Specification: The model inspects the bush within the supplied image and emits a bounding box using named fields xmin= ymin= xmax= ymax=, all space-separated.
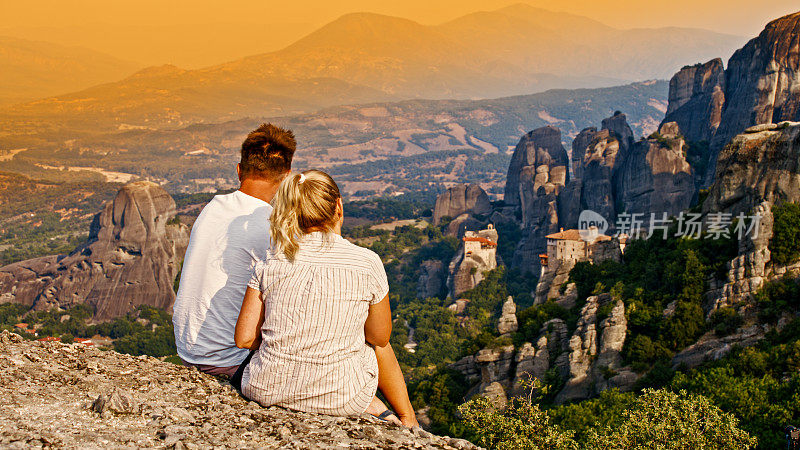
xmin=585 ymin=389 xmax=757 ymax=449
xmin=548 ymin=389 xmax=635 ymax=442
xmin=770 ymin=202 xmax=800 ymax=266
xmin=459 ymin=396 xmax=578 ymax=450
xmin=755 ymin=276 xmax=800 ymax=322
xmin=708 ymin=307 xmax=744 ymax=336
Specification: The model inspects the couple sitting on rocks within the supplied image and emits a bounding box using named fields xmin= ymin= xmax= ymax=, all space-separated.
xmin=172 ymin=124 xmax=419 ymax=428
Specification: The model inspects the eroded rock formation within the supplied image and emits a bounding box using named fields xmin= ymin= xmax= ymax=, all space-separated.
xmin=704 ymin=122 xmax=800 ymax=216
xmin=433 ymin=184 xmax=491 ymax=225
xmin=504 ymin=125 xmax=569 ymax=210
xmin=417 ymin=260 xmax=445 ymax=299
xmin=0 ymin=182 xmax=189 ymax=321
xmin=506 ymin=114 xmax=694 ymax=274
xmin=674 ymin=122 xmax=800 ymax=367
xmin=497 ymin=297 xmax=518 ymax=336
xmin=447 ymin=226 xmax=498 ymax=298
xmin=663 ymin=59 xmax=726 ymax=144
xmin=451 ymin=293 xmax=637 ymax=406
xmin=504 ymin=126 xmax=569 ymax=272
xmin=661 ymin=12 xmax=800 ymax=185
xmin=613 ymin=122 xmax=695 ymax=217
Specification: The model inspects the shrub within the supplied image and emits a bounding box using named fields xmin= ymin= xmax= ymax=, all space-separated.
xmin=755 ymin=276 xmax=800 ymax=322
xmin=459 ymin=396 xmax=578 ymax=450
xmin=585 ymin=389 xmax=757 ymax=449
xmin=770 ymin=202 xmax=800 ymax=265
xmin=708 ymin=307 xmax=744 ymax=336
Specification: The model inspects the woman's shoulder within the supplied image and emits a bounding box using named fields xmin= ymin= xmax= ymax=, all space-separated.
xmin=332 ymin=236 xmax=383 ymax=271
xmin=253 ymin=251 xmax=288 ymax=274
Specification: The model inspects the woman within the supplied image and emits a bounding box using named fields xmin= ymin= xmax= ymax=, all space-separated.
xmin=234 ymin=169 xmax=418 ymax=427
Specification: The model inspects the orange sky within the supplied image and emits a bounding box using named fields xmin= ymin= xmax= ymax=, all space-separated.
xmin=1 ymin=0 xmax=797 ymax=68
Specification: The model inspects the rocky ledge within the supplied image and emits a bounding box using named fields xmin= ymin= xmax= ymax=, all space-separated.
xmin=0 ymin=331 xmax=477 ymax=449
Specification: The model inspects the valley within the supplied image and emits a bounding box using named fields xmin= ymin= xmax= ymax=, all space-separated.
xmin=1 ymin=4 xmax=799 ymax=450
xmin=0 ymin=80 xmax=668 ymax=197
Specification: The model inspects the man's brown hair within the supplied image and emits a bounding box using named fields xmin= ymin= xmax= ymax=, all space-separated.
xmin=240 ymin=123 xmax=296 ymax=180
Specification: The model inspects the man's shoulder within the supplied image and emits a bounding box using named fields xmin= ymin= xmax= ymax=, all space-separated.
xmin=195 ymin=192 xmax=270 ymax=224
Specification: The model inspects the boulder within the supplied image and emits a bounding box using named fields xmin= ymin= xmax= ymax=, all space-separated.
xmin=433 ymin=184 xmax=491 ymax=225
xmin=497 ymin=297 xmax=518 ymax=335
xmin=0 ymin=182 xmax=189 ymax=320
xmin=417 ymin=260 xmax=444 ymax=299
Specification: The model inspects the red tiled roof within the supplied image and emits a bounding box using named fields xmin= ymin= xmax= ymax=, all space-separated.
xmin=463 ymin=236 xmax=497 ymax=246
xmin=36 ymin=336 xmax=61 ymax=342
xmin=14 ymin=323 xmax=27 ymax=328
xmin=545 ymin=229 xmax=584 ymax=241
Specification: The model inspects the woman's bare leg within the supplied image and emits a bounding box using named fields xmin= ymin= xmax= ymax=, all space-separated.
xmin=374 ymin=343 xmax=419 ymax=427
xmin=364 ymin=396 xmax=402 ymax=425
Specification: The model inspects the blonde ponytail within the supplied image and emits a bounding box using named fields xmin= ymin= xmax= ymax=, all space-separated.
xmin=270 ymin=170 xmax=341 ymax=261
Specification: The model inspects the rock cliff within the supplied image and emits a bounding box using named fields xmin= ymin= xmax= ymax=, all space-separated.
xmin=447 ymin=226 xmax=499 ymax=298
xmin=662 ymin=59 xmax=726 ymax=144
xmin=701 ymin=122 xmax=800 ymax=313
xmin=661 ymin=11 xmax=800 ymax=185
xmin=0 ymin=182 xmax=189 ymax=321
xmin=506 ymin=114 xmax=694 ymax=274
xmin=613 ymin=122 xmax=695 ymax=218
xmin=673 ymin=122 xmax=800 ymax=367
xmin=433 ymin=184 xmax=492 ymax=226
xmin=504 ymin=126 xmax=569 ymax=272
xmin=0 ymin=331 xmax=475 ymax=449
xmin=703 ymin=122 xmax=800 ymax=216
xmin=451 ymin=294 xmax=637 ymax=406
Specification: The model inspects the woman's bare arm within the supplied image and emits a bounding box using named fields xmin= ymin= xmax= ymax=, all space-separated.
xmin=375 ymin=342 xmax=419 ymax=427
xmin=365 ymin=294 xmax=418 ymax=427
xmin=234 ymin=287 xmax=264 ymax=350
xmin=364 ymin=294 xmax=392 ymax=347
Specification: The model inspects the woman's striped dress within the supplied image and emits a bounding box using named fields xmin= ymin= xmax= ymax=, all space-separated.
xmin=242 ymin=231 xmax=389 ymax=416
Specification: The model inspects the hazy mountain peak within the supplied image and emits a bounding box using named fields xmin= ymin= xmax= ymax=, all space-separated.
xmin=0 ymin=35 xmax=141 ymax=105
xmin=492 ymin=3 xmax=614 ymax=32
xmin=125 ymin=64 xmax=188 ymax=80
xmin=283 ymin=11 xmax=441 ymax=53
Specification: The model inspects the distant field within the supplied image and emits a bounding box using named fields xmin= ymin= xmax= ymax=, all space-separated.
xmin=0 ymin=172 xmax=120 ymax=266
xmin=0 ymin=81 xmax=668 ymax=195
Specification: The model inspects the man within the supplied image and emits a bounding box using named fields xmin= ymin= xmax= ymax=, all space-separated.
xmin=172 ymin=123 xmax=296 ymax=376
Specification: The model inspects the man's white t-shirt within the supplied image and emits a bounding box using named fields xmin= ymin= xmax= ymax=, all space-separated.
xmin=172 ymin=190 xmax=272 ymax=367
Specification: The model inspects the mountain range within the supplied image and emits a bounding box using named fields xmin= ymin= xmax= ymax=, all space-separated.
xmin=1 ymin=4 xmax=744 ymax=129
xmin=0 ymin=81 xmax=667 ymax=196
xmin=0 ymin=36 xmax=141 ymax=106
